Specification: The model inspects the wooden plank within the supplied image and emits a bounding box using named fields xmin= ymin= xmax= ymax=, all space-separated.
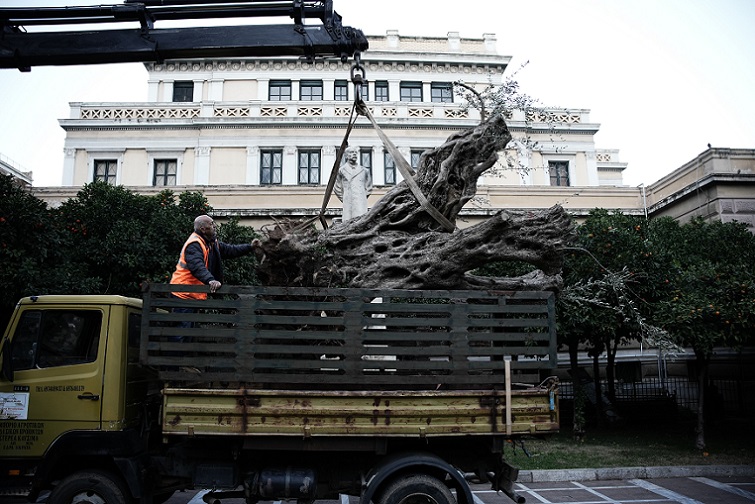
xmin=141 ymin=284 xmax=557 ymax=389
xmin=160 ymin=387 xmax=560 ymax=437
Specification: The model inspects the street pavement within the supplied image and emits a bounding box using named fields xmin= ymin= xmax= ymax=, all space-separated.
xmin=166 ymin=466 xmax=755 ymax=504
xmin=510 ymin=476 xmax=755 ymax=504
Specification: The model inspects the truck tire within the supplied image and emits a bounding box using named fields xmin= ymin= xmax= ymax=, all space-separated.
xmin=48 ymin=469 xmax=131 ymax=504
xmin=377 ymin=474 xmax=455 ymax=504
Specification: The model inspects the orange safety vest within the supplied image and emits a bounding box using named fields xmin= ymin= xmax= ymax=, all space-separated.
xmin=170 ymin=232 xmax=210 ymax=299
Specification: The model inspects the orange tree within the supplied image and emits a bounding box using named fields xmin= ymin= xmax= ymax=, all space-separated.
xmin=53 ymin=182 xmax=212 ymax=296
xmin=647 ymin=217 xmax=755 ymax=449
xmin=0 ymin=175 xmax=70 ymax=328
xmin=558 ymin=209 xmax=667 ymax=430
xmin=0 ymin=179 xmax=260 ymax=329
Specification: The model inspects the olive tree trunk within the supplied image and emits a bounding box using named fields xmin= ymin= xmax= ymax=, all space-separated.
xmin=254 ymin=114 xmax=574 ymax=291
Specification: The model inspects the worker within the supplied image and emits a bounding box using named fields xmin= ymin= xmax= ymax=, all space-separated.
xmin=170 ymin=214 xmax=259 ymax=299
xmin=168 ymin=215 xmax=259 ymax=342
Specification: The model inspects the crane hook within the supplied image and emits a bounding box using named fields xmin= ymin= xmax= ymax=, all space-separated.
xmin=350 ymin=52 xmax=366 ymax=101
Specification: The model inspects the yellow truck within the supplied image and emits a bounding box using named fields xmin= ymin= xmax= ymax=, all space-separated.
xmin=0 ymin=284 xmax=559 ymax=504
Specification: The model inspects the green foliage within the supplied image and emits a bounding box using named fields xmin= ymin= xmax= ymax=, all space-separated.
xmin=53 ymin=182 xmax=210 ymax=296
xmin=0 ymin=179 xmax=258 ymax=329
xmin=0 ymin=175 xmax=60 ymax=324
xmin=216 ymin=216 xmax=260 ymax=285
xmin=558 ymin=209 xmax=667 ymax=353
xmin=648 ymin=217 xmax=755 ymax=356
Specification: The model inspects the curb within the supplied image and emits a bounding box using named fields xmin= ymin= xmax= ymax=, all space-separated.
xmin=518 ymin=465 xmax=755 ymax=483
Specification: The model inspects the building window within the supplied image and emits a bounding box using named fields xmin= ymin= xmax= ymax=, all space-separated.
xmin=360 ymin=148 xmax=372 ymax=176
xmin=375 ymin=81 xmax=389 ymax=101
xmin=300 ymin=80 xmax=323 ymax=101
xmin=153 ymin=159 xmax=177 ymax=186
xmin=410 ymin=149 xmax=426 ymax=170
xmin=384 ymin=151 xmax=396 ymax=185
xmin=431 ymin=82 xmax=453 ymax=103
xmin=298 ymin=149 xmax=321 ymax=184
xmin=400 ymin=81 xmax=423 ymax=102
xmin=260 ymin=150 xmax=283 ymax=185
xmin=172 ymin=81 xmax=194 ymax=102
xmin=94 ymin=159 xmax=117 ymax=185
xmin=269 ymin=80 xmax=292 ymax=101
xmin=358 ymin=82 xmax=369 ymax=101
xmin=335 ymin=80 xmax=348 ymax=101
xmin=549 ymin=161 xmax=570 ymax=186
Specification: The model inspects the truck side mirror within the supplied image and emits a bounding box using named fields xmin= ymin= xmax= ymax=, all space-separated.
xmin=0 ymin=339 xmax=13 ymax=382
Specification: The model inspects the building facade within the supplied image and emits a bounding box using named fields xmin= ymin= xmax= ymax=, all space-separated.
xmin=47 ymin=31 xmax=639 ymax=227
xmin=646 ymin=147 xmax=755 ymax=232
xmin=0 ymin=154 xmax=32 ymax=188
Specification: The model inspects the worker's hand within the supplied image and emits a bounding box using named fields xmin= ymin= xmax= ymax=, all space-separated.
xmin=208 ymin=280 xmax=221 ymax=293
xmin=251 ymin=238 xmax=261 ymax=249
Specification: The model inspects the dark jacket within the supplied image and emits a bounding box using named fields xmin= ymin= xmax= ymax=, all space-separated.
xmin=184 ymin=238 xmax=254 ymax=284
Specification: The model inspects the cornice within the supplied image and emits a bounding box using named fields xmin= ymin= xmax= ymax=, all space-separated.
xmin=59 ymin=119 xmax=479 ymax=133
xmin=646 ymin=173 xmax=755 ymax=214
xmin=145 ymin=58 xmax=506 ymax=77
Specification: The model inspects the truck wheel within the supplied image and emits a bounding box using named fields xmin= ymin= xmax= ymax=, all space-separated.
xmin=48 ymin=470 xmax=131 ymax=504
xmin=377 ymin=474 xmax=455 ymax=504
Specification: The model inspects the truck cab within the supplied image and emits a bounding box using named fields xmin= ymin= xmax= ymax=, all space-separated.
xmin=0 ymin=295 xmax=160 ymax=503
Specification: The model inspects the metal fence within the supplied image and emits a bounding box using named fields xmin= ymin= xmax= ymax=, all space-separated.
xmin=558 ymin=377 xmax=755 ymax=418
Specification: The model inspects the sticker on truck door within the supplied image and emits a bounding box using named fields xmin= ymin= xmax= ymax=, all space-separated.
xmin=0 ymin=391 xmax=29 ymax=419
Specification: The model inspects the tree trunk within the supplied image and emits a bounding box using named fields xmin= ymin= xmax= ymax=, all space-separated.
xmin=592 ymin=350 xmax=604 ymax=428
xmin=606 ymin=337 xmax=617 ymax=403
xmin=568 ymin=336 xmax=586 ymax=440
xmin=695 ymin=351 xmax=709 ymax=450
xmin=254 ymin=114 xmax=575 ymax=291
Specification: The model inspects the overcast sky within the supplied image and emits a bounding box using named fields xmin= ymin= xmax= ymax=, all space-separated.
xmin=1 ymin=0 xmax=753 ymax=187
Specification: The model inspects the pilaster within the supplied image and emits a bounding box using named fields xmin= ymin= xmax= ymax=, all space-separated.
xmin=194 ymin=146 xmax=211 ymax=185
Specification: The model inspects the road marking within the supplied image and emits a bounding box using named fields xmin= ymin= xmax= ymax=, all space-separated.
xmin=629 ymin=479 xmax=703 ymax=504
xmin=571 ymin=481 xmax=622 ymax=503
xmin=690 ymin=477 xmax=755 ymax=501
xmin=511 ymin=483 xmax=553 ymax=503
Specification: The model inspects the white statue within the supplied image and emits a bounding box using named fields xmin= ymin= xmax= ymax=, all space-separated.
xmin=334 ymin=146 xmax=373 ymax=221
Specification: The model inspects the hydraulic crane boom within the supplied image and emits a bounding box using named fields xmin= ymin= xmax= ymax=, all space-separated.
xmin=0 ymin=0 xmax=368 ymax=71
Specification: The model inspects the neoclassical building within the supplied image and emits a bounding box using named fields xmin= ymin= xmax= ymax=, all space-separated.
xmin=36 ymin=30 xmax=649 ymax=227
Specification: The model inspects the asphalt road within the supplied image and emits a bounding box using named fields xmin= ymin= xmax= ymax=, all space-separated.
xmin=166 ymin=476 xmax=755 ymax=504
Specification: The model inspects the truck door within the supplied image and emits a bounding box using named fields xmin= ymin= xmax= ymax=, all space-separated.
xmin=0 ymin=305 xmax=108 ymax=458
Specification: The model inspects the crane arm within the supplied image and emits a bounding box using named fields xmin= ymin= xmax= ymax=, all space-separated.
xmin=0 ymin=0 xmax=368 ymax=70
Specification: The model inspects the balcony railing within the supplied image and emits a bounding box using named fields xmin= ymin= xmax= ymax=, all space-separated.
xmin=70 ymin=101 xmax=479 ymax=122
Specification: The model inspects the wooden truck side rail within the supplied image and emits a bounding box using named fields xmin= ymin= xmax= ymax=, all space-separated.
xmin=140 ymin=284 xmax=558 ymax=389
xmin=161 ymin=385 xmax=559 ymax=437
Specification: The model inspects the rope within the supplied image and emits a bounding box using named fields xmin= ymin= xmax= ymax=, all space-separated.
xmin=294 ymin=100 xmax=360 ymax=232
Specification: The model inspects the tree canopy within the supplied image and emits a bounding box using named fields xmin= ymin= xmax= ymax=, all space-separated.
xmin=0 ymin=176 xmax=258 ymax=329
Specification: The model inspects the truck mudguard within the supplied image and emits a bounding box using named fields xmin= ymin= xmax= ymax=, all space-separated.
xmin=30 ymin=429 xmax=148 ymax=501
xmin=362 ymin=452 xmax=475 ymax=504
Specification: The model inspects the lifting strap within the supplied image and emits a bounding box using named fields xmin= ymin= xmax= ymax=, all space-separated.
xmin=300 ymin=54 xmax=455 ymax=233
xmin=355 ymin=100 xmax=455 ymax=232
